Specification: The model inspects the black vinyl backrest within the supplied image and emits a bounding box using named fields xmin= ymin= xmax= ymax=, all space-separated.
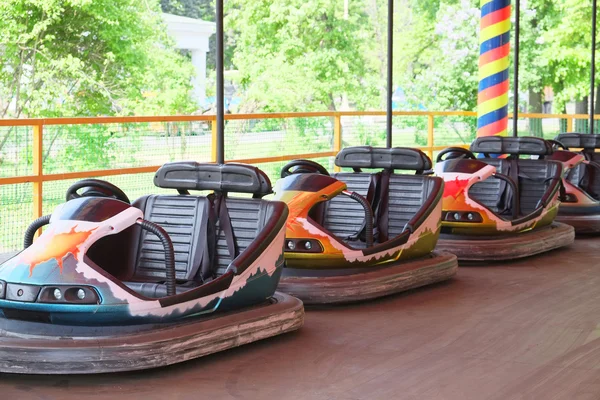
xmin=516 ymin=159 xmax=561 ymax=215
xmin=379 ymin=174 xmax=442 ymax=241
xmin=556 ymin=133 xmax=600 ymax=150
xmin=154 ymin=162 xmax=272 ymax=196
xmin=213 ymin=198 xmax=282 ymax=276
xmin=321 ymin=172 xmax=379 ymax=240
xmin=129 ymin=195 xmax=286 ymax=283
xmin=468 ymin=158 xmax=560 ymax=217
xmin=471 ymin=136 xmax=553 ymax=156
xmin=335 ymin=146 xmax=432 ymax=171
xmin=468 ymin=159 xmax=511 ymax=213
xmin=131 ymin=195 xmax=210 ymax=282
xmin=567 ymin=161 xmax=600 ymax=200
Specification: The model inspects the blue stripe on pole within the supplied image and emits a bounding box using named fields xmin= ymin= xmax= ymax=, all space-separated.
xmin=477 ymin=107 xmax=508 ymax=129
xmin=480 ymin=31 xmax=511 ymax=55
xmin=478 ymin=69 xmax=509 ymax=92
xmin=481 ymin=0 xmax=511 ymax=18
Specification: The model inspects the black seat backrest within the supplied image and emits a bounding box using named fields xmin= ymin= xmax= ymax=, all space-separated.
xmin=471 ymin=136 xmax=553 ymax=157
xmin=469 ymin=158 xmax=561 ymax=217
xmin=516 ymin=159 xmax=561 ymax=215
xmin=130 ymin=195 xmax=210 ymax=282
xmin=567 ymin=161 xmax=600 ymax=200
xmin=321 ymin=172 xmax=379 ymax=240
xmin=126 ymin=162 xmax=278 ymax=283
xmin=154 ymin=161 xmax=272 ymax=196
xmin=379 ymin=174 xmax=443 ymax=242
xmin=213 ymin=198 xmax=278 ymax=276
xmin=320 ymin=146 xmax=435 ymax=243
xmin=556 ymin=134 xmax=600 ymax=172
xmin=129 ymin=196 xmax=284 ymax=283
xmin=555 ymin=133 xmax=600 ymax=150
xmin=468 ymin=159 xmax=512 ymax=213
xmin=566 ymin=162 xmax=586 ymax=186
xmin=336 ymin=146 xmax=432 ymax=172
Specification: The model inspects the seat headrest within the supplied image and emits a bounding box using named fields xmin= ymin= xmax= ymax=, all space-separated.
xmin=335 ymin=146 xmax=432 ymax=171
xmin=470 ymin=136 xmax=553 ymax=156
xmin=555 ymin=133 xmax=600 ymax=150
xmin=154 ymin=162 xmax=272 ymax=195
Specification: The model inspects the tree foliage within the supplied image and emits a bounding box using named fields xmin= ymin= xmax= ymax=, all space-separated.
xmin=227 ymin=0 xmax=379 ymax=112
xmin=2 ymin=0 xmax=599 ymax=118
xmin=0 ymin=0 xmax=196 ymax=118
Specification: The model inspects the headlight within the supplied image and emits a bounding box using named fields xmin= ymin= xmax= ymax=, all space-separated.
xmin=0 ymin=280 xmax=5 ymax=299
xmin=561 ymin=193 xmax=578 ymax=203
xmin=38 ymin=286 xmax=100 ymax=304
xmin=285 ymin=239 xmax=323 ymax=253
xmin=443 ymin=211 xmax=483 ymax=223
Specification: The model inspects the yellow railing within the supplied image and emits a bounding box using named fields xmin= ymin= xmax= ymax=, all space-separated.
xmin=0 ymin=110 xmax=596 ymax=251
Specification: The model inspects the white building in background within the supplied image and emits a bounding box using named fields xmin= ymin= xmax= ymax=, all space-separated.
xmin=162 ymin=13 xmax=215 ymax=107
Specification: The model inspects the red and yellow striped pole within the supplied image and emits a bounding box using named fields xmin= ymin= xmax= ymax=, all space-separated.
xmin=477 ymin=0 xmax=511 ymax=138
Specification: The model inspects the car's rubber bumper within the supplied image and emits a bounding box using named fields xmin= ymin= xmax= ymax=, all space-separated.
xmin=556 ymin=212 xmax=600 ymax=234
xmin=435 ymin=222 xmax=575 ymax=262
xmin=0 ymin=292 xmax=304 ymax=375
xmin=277 ymin=251 xmax=457 ymax=305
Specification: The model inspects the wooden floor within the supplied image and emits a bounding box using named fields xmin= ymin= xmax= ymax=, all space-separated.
xmin=2 ymin=237 xmax=600 ymax=399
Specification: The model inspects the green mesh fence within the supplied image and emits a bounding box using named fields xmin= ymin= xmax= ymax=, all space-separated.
xmin=0 ymin=113 xmax=595 ymax=254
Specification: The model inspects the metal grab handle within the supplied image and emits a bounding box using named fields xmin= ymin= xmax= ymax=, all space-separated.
xmin=136 ymin=219 xmax=176 ymax=296
xmin=493 ymin=173 xmax=520 ymax=219
xmin=342 ymin=190 xmax=374 ymax=247
xmin=24 ymin=215 xmax=52 ymax=249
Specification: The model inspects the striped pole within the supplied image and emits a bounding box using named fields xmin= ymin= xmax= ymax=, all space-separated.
xmin=477 ymin=0 xmax=511 ymax=138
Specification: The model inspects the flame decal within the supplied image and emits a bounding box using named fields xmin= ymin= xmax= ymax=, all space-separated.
xmin=443 ymin=177 xmax=470 ymax=200
xmin=16 ymin=225 xmax=96 ymax=277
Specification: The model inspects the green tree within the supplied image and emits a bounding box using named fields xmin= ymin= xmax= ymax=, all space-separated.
xmin=227 ymin=0 xmax=379 ymax=112
xmin=0 ymin=0 xmax=196 ymax=120
xmin=160 ymin=0 xmax=236 ymax=72
xmin=542 ymin=0 xmax=598 ymax=132
xmin=406 ymin=1 xmax=480 ymax=112
xmin=518 ymin=0 xmax=556 ymax=136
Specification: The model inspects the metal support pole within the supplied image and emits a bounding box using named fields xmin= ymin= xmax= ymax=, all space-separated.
xmin=386 ymin=0 xmax=393 ymax=148
xmin=591 ymin=0 xmax=597 ymax=134
xmin=216 ymin=0 xmax=225 ymax=163
xmin=512 ymin=0 xmax=520 ymax=137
